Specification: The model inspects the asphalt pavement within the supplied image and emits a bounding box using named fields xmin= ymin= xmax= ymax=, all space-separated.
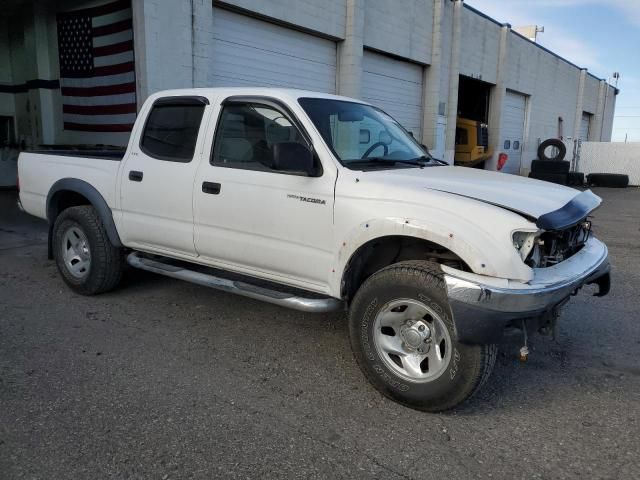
xmin=1 ymin=187 xmax=638 ymax=479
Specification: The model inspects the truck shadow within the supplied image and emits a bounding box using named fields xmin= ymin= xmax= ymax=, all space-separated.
xmin=113 ymin=266 xmax=633 ymax=416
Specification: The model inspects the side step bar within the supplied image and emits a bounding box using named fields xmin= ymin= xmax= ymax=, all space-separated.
xmin=126 ymin=252 xmax=343 ymax=313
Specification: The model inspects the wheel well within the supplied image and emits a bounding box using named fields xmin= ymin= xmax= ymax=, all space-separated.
xmin=46 ymin=190 xmax=92 ymax=260
xmin=48 ymin=190 xmax=91 ymax=222
xmin=341 ymin=236 xmax=470 ymax=301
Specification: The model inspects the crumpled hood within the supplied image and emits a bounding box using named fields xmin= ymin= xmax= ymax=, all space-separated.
xmin=362 ymin=165 xmax=584 ymax=219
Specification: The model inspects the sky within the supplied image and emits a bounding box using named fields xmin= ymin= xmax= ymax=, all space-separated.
xmin=466 ymin=0 xmax=640 ymax=142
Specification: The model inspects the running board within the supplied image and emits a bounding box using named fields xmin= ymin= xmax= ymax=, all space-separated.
xmin=126 ymin=252 xmax=343 ymax=313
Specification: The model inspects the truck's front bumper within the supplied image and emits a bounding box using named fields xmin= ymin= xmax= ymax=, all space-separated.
xmin=443 ymin=237 xmax=610 ymax=344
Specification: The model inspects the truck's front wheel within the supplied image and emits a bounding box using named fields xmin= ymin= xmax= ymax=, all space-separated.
xmin=52 ymin=205 xmax=123 ymax=295
xmin=348 ymin=261 xmax=496 ymax=412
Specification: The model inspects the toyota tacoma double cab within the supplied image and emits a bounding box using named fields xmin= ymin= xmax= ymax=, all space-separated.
xmin=17 ymin=88 xmax=611 ymax=411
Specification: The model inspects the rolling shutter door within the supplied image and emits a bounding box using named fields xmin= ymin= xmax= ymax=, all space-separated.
xmin=500 ymin=90 xmax=526 ymax=174
xmin=211 ymin=8 xmax=336 ymax=93
xmin=362 ymin=51 xmax=423 ymax=138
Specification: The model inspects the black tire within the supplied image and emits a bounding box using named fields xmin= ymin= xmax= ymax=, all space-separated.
xmin=567 ymin=171 xmax=585 ymax=186
xmin=586 ymin=173 xmax=629 ymax=188
xmin=530 ymin=159 xmax=570 ymax=174
xmin=52 ymin=205 xmax=124 ymax=295
xmin=528 ymin=172 xmax=568 ymax=185
xmin=537 ymin=138 xmax=567 ymax=161
xmin=348 ymin=261 xmax=497 ymax=412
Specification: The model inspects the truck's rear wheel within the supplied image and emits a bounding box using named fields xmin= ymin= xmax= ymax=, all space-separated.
xmin=52 ymin=205 xmax=123 ymax=295
xmin=348 ymin=261 xmax=496 ymax=412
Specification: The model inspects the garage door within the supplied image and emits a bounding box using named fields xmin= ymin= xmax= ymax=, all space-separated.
xmin=500 ymin=90 xmax=526 ymax=174
xmin=210 ymin=9 xmax=336 ymax=93
xmin=362 ymin=51 xmax=423 ymax=139
xmin=579 ymin=112 xmax=592 ymax=142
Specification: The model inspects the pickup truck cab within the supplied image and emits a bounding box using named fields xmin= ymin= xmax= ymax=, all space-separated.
xmin=18 ymin=88 xmax=611 ymax=411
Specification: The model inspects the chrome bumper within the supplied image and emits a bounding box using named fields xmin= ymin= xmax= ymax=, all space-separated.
xmin=443 ymin=237 xmax=610 ymax=344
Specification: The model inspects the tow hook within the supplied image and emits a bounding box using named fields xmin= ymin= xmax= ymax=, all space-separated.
xmin=519 ymin=319 xmax=529 ymax=362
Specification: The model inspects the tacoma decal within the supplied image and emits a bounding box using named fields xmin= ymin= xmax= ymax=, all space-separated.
xmin=287 ymin=194 xmax=326 ymax=205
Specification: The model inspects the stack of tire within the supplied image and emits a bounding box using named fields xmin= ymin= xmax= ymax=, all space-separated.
xmin=528 ymin=139 xmax=582 ymax=186
xmin=529 ymin=138 xmax=630 ymax=188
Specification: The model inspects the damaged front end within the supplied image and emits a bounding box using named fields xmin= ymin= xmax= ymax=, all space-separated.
xmin=515 ymin=220 xmax=593 ymax=269
xmin=441 ymin=189 xmax=610 ymax=346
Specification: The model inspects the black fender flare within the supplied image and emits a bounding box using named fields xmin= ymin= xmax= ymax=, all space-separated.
xmin=46 ymin=178 xmax=123 ymax=257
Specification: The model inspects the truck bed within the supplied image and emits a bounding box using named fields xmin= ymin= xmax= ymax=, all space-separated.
xmin=18 ymin=151 xmax=122 ymax=221
xmin=29 ymin=148 xmax=126 ymax=161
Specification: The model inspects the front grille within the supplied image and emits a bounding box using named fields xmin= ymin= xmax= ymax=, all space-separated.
xmin=526 ymin=221 xmax=592 ymax=268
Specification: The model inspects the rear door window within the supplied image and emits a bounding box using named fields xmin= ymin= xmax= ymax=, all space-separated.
xmin=140 ymin=99 xmax=206 ymax=162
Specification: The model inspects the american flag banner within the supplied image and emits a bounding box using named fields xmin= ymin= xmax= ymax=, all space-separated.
xmin=56 ymin=0 xmax=136 ymax=132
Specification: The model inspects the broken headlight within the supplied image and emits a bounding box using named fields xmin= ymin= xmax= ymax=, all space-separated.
xmin=513 ymin=220 xmax=592 ymax=268
xmin=513 ymin=231 xmax=539 ymax=262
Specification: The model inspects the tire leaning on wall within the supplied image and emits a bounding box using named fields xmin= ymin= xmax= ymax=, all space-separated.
xmin=537 ymin=138 xmax=567 ymax=161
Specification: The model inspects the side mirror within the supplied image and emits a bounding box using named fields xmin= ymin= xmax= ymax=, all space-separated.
xmin=271 ymin=142 xmax=317 ymax=176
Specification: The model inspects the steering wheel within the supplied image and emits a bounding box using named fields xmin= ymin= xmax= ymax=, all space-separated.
xmin=362 ymin=142 xmax=389 ymax=159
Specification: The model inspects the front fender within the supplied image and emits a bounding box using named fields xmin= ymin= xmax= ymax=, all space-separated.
xmin=330 ymin=216 xmax=533 ymax=296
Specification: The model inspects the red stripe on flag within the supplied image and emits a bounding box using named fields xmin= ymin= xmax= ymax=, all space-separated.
xmin=93 ymin=40 xmax=133 ymax=57
xmin=64 ymin=122 xmax=134 ymax=132
xmin=63 ymin=103 xmax=137 ymax=115
xmin=92 ymin=18 xmax=132 ymax=37
xmin=61 ymin=82 xmax=135 ymax=97
xmin=93 ymin=61 xmax=135 ymax=76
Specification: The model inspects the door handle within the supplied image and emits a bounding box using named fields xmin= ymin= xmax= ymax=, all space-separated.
xmin=129 ymin=170 xmax=143 ymax=182
xmin=202 ymin=181 xmax=221 ymax=195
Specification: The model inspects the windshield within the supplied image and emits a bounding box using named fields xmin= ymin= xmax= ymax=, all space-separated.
xmin=298 ymin=97 xmax=432 ymax=169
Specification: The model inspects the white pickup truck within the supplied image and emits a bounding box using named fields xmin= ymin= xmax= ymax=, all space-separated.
xmin=18 ymin=88 xmax=610 ymax=411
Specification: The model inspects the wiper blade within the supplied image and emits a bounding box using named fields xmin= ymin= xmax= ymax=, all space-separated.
xmin=347 ymin=157 xmax=427 ymax=168
xmin=410 ymin=155 xmax=449 ymax=166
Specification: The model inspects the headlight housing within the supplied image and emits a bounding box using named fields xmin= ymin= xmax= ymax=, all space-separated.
xmin=513 ymin=220 xmax=592 ymax=268
xmin=512 ymin=231 xmax=539 ymax=262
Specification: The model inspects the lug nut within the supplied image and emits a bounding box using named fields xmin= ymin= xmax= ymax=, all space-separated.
xmin=418 ymin=324 xmax=425 ymax=332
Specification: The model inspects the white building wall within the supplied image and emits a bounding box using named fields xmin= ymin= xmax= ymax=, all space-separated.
xmin=504 ymin=32 xmax=582 ymax=172
xmin=217 ymin=0 xmax=347 ymax=39
xmin=364 ymin=0 xmax=432 ymax=64
xmin=601 ymin=83 xmax=617 ymax=141
xmin=133 ymin=0 xmax=195 ymax=96
xmin=582 ymin=74 xmax=600 ymax=114
xmin=0 ymin=17 xmax=15 ymax=120
xmin=458 ymin=8 xmax=499 ymax=84
xmin=0 ymin=0 xmax=619 ymax=161
xmin=438 ymin=1 xmax=453 ymax=112
xmin=6 ymin=7 xmax=40 ymax=147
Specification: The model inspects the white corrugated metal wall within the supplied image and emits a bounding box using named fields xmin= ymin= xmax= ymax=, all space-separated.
xmin=361 ymin=51 xmax=424 ymax=138
xmin=210 ymin=8 xmax=337 ymax=93
xmin=577 ymin=142 xmax=640 ymax=186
